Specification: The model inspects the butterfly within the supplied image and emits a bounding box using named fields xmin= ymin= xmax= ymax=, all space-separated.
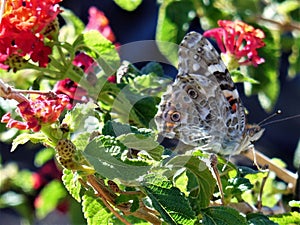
xmin=155 ymin=31 xmax=264 ymax=156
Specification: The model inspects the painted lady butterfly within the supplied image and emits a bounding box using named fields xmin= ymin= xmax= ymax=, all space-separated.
xmin=155 ymin=32 xmax=264 ymax=155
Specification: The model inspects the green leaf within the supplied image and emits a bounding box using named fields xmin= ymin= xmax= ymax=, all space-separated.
xmin=78 ymin=30 xmax=120 ymax=76
xmin=117 ymin=133 xmax=163 ymax=161
xmin=34 ymin=148 xmax=55 ymax=166
xmin=102 ymin=120 xmax=140 ymax=137
xmin=62 ymin=169 xmax=82 ymax=202
xmin=140 ymin=62 xmax=164 ymax=77
xmin=200 ymin=206 xmax=247 ymax=225
xmin=59 ymin=7 xmax=85 ymax=43
xmin=142 ymin=174 xmax=196 ymax=225
xmin=72 ymin=132 xmax=91 ymax=151
xmin=225 ymin=177 xmax=253 ymax=197
xmin=156 ymin=0 xmax=195 ymax=65
xmin=293 ymin=139 xmax=300 ymax=168
xmin=165 ymin=155 xmax=216 ymax=210
xmin=36 ymin=180 xmax=67 ymax=219
xmin=62 ymin=102 xmax=100 ymax=132
xmin=128 ymin=72 xmax=172 ymax=97
xmin=11 ymin=132 xmax=48 ymax=152
xmin=13 ymin=170 xmax=34 ymax=192
xmin=269 ymin=211 xmax=300 ymax=225
xmin=289 ymin=200 xmax=300 ymax=208
xmin=82 ymin=191 xmax=113 ymax=224
xmin=108 ymin=86 xmax=160 ymax=127
xmin=246 ymin=213 xmax=278 ymax=225
xmin=231 ymin=70 xmax=259 ymax=84
xmin=244 ymin=33 xmax=280 ymax=112
xmin=113 ymin=0 xmax=143 ymax=11
xmin=83 ymin=136 xmax=151 ymax=184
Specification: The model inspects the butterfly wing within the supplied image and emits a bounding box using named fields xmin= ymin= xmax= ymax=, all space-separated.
xmin=155 ymin=32 xmax=246 ymax=154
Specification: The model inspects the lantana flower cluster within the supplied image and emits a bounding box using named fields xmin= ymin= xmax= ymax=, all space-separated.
xmin=1 ymin=94 xmax=69 ymax=132
xmin=204 ymin=20 xmax=265 ymax=67
xmin=0 ymin=0 xmax=62 ymax=70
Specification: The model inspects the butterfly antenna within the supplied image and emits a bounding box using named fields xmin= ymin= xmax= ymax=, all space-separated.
xmin=261 ymin=113 xmax=300 ymax=127
xmin=258 ymin=110 xmax=282 ymax=126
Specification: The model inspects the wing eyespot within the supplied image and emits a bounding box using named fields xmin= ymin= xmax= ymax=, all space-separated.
xmin=170 ymin=111 xmax=181 ymax=122
xmin=187 ymin=88 xmax=198 ymax=99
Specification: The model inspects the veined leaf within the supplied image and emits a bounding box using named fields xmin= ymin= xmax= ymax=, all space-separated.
xmin=83 ymin=136 xmax=151 ymax=184
xmin=82 ymin=191 xmax=113 ymax=224
xmin=165 ymin=155 xmax=216 ymax=210
xmin=62 ymin=169 xmax=82 ymax=202
xmin=200 ymin=206 xmax=247 ymax=225
xmin=142 ymin=174 xmax=196 ymax=225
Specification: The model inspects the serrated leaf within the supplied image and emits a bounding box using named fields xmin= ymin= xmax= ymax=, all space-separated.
xmin=79 ymin=30 xmax=120 ymax=76
xmin=82 ymin=191 xmax=113 ymax=224
xmin=83 ymin=136 xmax=151 ymax=184
xmin=142 ymin=174 xmax=196 ymax=225
xmin=201 ymin=206 xmax=247 ymax=225
xmin=11 ymin=132 xmax=48 ymax=152
xmin=62 ymin=102 xmax=99 ymax=132
xmin=62 ymin=169 xmax=82 ymax=202
xmin=36 ymin=180 xmax=67 ymax=219
xmin=34 ymin=148 xmax=55 ymax=166
xmin=165 ymin=155 xmax=216 ymax=210
xmin=113 ymin=0 xmax=143 ymax=11
xmin=246 ymin=213 xmax=278 ymax=225
xmin=117 ymin=133 xmax=163 ymax=160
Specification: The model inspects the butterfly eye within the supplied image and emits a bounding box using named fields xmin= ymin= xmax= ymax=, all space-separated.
xmin=170 ymin=111 xmax=181 ymax=122
xmin=187 ymin=88 xmax=198 ymax=99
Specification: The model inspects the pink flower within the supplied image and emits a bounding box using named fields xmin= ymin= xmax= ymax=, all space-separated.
xmin=1 ymin=94 xmax=69 ymax=132
xmin=204 ymin=20 xmax=265 ymax=67
xmin=85 ymin=6 xmax=118 ymax=45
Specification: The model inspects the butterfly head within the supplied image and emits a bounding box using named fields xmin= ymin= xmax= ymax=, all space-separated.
xmin=245 ymin=124 xmax=265 ymax=144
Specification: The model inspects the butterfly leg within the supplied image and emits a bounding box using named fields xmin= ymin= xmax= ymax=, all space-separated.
xmin=210 ymin=154 xmax=225 ymax=205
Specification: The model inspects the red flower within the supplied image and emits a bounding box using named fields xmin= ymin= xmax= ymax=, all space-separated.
xmin=0 ymin=0 xmax=62 ymax=69
xmin=53 ymin=78 xmax=89 ymax=109
xmin=204 ymin=20 xmax=265 ymax=67
xmin=72 ymin=52 xmax=95 ymax=72
xmin=1 ymin=93 xmax=69 ymax=132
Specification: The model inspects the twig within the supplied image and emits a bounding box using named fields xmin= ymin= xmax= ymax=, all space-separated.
xmin=0 ymin=79 xmax=28 ymax=103
xmin=257 ymin=16 xmax=300 ymax=31
xmin=87 ymin=175 xmax=132 ymax=225
xmin=243 ymin=149 xmax=298 ymax=192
